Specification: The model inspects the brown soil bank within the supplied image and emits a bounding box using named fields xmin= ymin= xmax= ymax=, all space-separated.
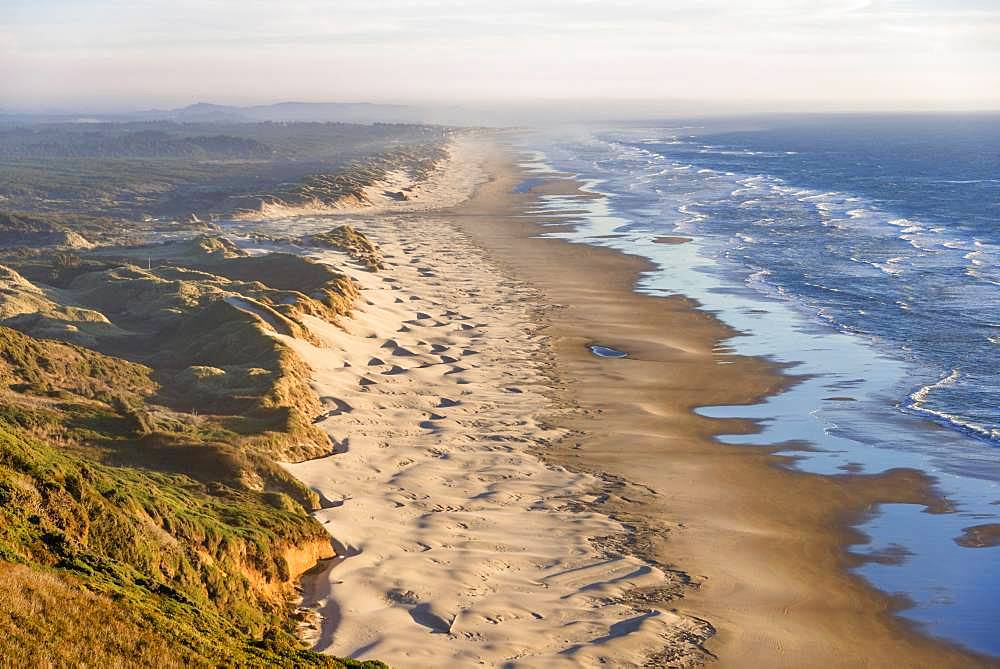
xmin=445 ymin=139 xmax=996 ymax=668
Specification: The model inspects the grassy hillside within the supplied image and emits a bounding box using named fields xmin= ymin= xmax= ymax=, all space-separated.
xmin=0 ymin=232 xmax=387 ymax=666
xmin=309 ymin=225 xmax=384 ymax=271
xmin=0 ymin=122 xmax=450 ymax=235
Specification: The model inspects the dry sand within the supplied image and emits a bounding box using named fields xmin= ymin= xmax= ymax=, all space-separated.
xmin=268 ymin=141 xmax=710 ymax=666
xmin=258 ymin=136 xmax=994 ymax=667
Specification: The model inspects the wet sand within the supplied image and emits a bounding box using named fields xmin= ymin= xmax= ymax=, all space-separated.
xmin=441 ymin=137 xmax=994 ymax=668
xmin=283 ymin=135 xmax=995 ymax=667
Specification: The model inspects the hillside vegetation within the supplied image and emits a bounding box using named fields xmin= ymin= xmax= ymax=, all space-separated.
xmin=308 ymin=225 xmax=384 ymax=271
xmin=0 ymin=122 xmax=450 ymax=237
xmin=0 ymin=231 xmax=386 ymax=666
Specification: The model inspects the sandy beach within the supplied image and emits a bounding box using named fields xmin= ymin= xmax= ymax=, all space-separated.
xmin=264 ymin=135 xmax=994 ymax=667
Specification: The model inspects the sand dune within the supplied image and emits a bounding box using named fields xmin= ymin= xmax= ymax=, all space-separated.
xmin=259 ymin=181 xmax=708 ymax=665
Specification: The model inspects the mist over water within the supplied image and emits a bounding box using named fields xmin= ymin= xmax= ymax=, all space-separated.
xmin=516 ymin=114 xmax=1000 ymax=657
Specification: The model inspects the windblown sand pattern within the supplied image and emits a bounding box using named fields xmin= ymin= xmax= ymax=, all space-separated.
xmin=253 ymin=141 xmax=710 ymax=666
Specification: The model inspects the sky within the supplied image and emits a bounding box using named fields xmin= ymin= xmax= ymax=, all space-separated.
xmin=2 ymin=0 xmax=999 ymax=112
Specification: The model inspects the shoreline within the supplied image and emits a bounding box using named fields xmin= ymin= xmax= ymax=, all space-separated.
xmin=458 ymin=140 xmax=995 ymax=667
xmin=269 ymin=163 xmax=712 ymax=665
xmin=280 ymin=135 xmax=994 ymax=667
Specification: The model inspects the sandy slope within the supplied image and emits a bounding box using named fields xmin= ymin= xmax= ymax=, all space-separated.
xmin=252 ymin=134 xmax=993 ymax=668
xmin=263 ymin=146 xmax=708 ymax=666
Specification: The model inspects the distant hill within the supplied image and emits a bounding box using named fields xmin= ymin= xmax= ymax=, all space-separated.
xmin=166 ymin=101 xmax=420 ymax=124
xmin=0 ymin=212 xmax=93 ymax=249
xmin=0 ymin=101 xmax=439 ymax=126
xmin=0 ymin=127 xmax=274 ymax=159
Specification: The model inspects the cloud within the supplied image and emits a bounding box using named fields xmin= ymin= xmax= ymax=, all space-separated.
xmin=3 ymin=0 xmax=998 ymax=109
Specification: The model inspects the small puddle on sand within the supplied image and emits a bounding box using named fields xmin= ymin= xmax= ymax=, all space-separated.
xmin=588 ymin=344 xmax=628 ymax=359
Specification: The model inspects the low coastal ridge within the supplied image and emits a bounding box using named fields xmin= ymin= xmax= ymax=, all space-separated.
xmin=0 ymin=131 xmax=458 ymax=665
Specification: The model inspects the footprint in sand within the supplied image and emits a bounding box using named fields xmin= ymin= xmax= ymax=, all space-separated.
xmin=368 ymin=357 xmax=386 ymax=366
xmin=383 ymin=365 xmax=408 ymax=375
xmin=430 ymin=344 xmax=450 ymax=354
xmin=410 ymin=604 xmax=454 ymax=634
xmin=419 ymin=415 xmax=447 ymax=430
xmin=316 ymin=396 xmax=353 ymax=418
xmin=437 ymin=398 xmax=461 ymax=408
xmin=382 ymin=339 xmax=417 ymax=356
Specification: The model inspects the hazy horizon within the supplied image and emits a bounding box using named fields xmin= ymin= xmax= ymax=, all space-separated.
xmin=4 ymin=0 xmax=999 ymax=114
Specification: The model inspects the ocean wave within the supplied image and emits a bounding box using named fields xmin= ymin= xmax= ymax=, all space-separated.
xmin=873 ymin=256 xmax=906 ymax=276
xmin=591 ymin=127 xmax=1000 ymax=448
xmin=798 ymin=191 xmax=844 ymax=202
xmin=904 ymin=369 xmax=1000 ymax=443
xmin=746 ymin=267 xmax=771 ymax=284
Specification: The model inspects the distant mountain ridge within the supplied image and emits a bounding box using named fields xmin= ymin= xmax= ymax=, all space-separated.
xmin=0 ymin=101 xmax=439 ymax=125
xmin=146 ymin=101 xmax=422 ymax=123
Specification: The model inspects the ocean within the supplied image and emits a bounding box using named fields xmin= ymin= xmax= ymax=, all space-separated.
xmin=517 ymin=114 xmax=1000 ymax=657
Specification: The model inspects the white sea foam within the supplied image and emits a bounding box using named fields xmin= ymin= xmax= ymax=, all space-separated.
xmin=905 ymin=369 xmax=1000 ymax=441
xmin=909 ymin=368 xmax=960 ymax=405
xmin=799 ymin=191 xmax=843 ymax=203
xmin=873 ymin=256 xmax=906 ymax=276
